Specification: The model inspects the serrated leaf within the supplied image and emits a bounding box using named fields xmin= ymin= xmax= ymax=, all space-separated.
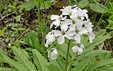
xmin=77 ymin=50 xmax=110 ymax=60
xmin=32 ymin=49 xmax=50 ymax=71
xmin=92 ymin=58 xmax=113 ymax=69
xmin=47 ymin=65 xmax=63 ymax=71
xmin=84 ymin=34 xmax=111 ymax=52
xmin=95 ymin=66 xmax=113 ymax=71
xmin=21 ymin=49 xmax=30 ymax=59
xmin=12 ymin=46 xmax=36 ymax=71
xmin=0 ymin=68 xmax=17 ymax=71
xmin=72 ymin=58 xmax=91 ymax=71
xmin=90 ymin=3 xmax=108 ymax=13
xmin=0 ymin=48 xmax=27 ymax=71
xmin=96 ymin=29 xmax=106 ymax=37
xmin=49 ymin=58 xmax=62 ymax=70
xmin=56 ymin=55 xmax=65 ymax=69
xmin=97 ymin=52 xmax=111 ymax=61
xmin=78 ymin=0 xmax=89 ymax=8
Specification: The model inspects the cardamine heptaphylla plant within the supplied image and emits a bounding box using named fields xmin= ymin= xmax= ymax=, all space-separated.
xmin=45 ymin=5 xmax=95 ymax=59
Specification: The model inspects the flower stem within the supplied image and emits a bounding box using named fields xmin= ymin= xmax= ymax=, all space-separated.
xmin=66 ymin=40 xmax=71 ymax=71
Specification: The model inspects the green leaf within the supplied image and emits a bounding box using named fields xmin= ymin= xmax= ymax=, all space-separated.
xmin=97 ymin=52 xmax=111 ymax=61
xmin=50 ymin=0 xmax=55 ymax=2
xmin=20 ymin=0 xmax=35 ymax=10
xmin=78 ymin=0 xmax=89 ymax=8
xmin=23 ymin=31 xmax=45 ymax=53
xmin=0 ymin=25 xmax=8 ymax=37
xmin=56 ymin=55 xmax=65 ymax=69
xmin=84 ymin=34 xmax=111 ymax=52
xmin=21 ymin=49 xmax=30 ymax=59
xmin=96 ymin=29 xmax=106 ymax=37
xmin=29 ymin=32 xmax=40 ymax=48
xmin=32 ymin=49 xmax=50 ymax=71
xmin=95 ymin=66 xmax=113 ymax=71
xmin=47 ymin=65 xmax=63 ymax=71
xmin=18 ymin=28 xmax=25 ymax=30
xmin=77 ymin=50 xmax=110 ymax=60
xmin=92 ymin=58 xmax=113 ymax=69
xmin=72 ymin=58 xmax=91 ymax=71
xmin=14 ymin=15 xmax=21 ymax=22
xmin=29 ymin=32 xmax=45 ymax=52
xmin=56 ymin=42 xmax=67 ymax=58
xmin=40 ymin=1 xmax=52 ymax=9
xmin=90 ymin=3 xmax=108 ymax=13
xmin=107 ymin=19 xmax=113 ymax=27
xmin=0 ymin=68 xmax=17 ymax=71
xmin=0 ymin=48 xmax=27 ymax=71
xmin=12 ymin=46 xmax=36 ymax=71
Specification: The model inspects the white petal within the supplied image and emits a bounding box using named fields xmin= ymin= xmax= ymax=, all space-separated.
xmin=74 ymin=34 xmax=81 ymax=43
xmin=66 ymin=30 xmax=75 ymax=36
xmin=88 ymin=32 xmax=95 ymax=43
xmin=51 ymin=15 xmax=59 ymax=20
xmin=53 ymin=30 xmax=61 ymax=36
xmin=78 ymin=48 xmax=83 ymax=55
xmin=58 ymin=36 xmax=65 ymax=44
xmin=50 ymin=48 xmax=58 ymax=59
xmin=61 ymin=24 xmax=68 ymax=31
xmin=50 ymin=20 xmax=60 ymax=29
xmin=51 ymin=51 xmax=57 ymax=59
xmin=79 ymin=28 xmax=88 ymax=34
xmin=72 ymin=46 xmax=79 ymax=53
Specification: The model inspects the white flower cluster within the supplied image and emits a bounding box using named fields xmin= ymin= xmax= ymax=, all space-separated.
xmin=45 ymin=5 xmax=95 ymax=59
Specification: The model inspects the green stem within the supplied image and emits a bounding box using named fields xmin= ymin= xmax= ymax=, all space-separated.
xmin=38 ymin=1 xmax=41 ymax=23
xmin=94 ymin=13 xmax=104 ymax=32
xmin=65 ymin=40 xmax=71 ymax=71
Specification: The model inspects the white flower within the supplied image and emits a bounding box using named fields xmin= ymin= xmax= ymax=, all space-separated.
xmin=87 ymin=32 xmax=95 ymax=43
xmin=71 ymin=7 xmax=88 ymax=20
xmin=60 ymin=5 xmax=76 ymax=16
xmin=57 ymin=30 xmax=66 ymax=44
xmin=72 ymin=43 xmax=84 ymax=55
xmin=45 ymin=5 xmax=95 ymax=56
xmin=50 ymin=15 xmax=66 ymax=29
xmin=45 ymin=31 xmax=55 ymax=47
xmin=48 ymin=48 xmax=58 ymax=59
xmin=78 ymin=48 xmax=83 ymax=55
xmin=68 ymin=26 xmax=88 ymax=43
xmin=83 ymin=19 xmax=94 ymax=32
xmin=72 ymin=46 xmax=79 ymax=53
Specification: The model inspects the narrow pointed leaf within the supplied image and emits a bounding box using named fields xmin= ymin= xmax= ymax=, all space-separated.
xmin=72 ymin=58 xmax=91 ymax=71
xmin=84 ymin=34 xmax=111 ymax=52
xmin=0 ymin=68 xmax=17 ymax=71
xmin=12 ymin=46 xmax=36 ymax=71
xmin=47 ymin=65 xmax=63 ymax=71
xmin=32 ymin=49 xmax=50 ymax=71
xmin=77 ymin=50 xmax=110 ymax=60
xmin=0 ymin=25 xmax=8 ymax=37
xmin=0 ymin=48 xmax=27 ymax=71
xmin=92 ymin=58 xmax=113 ymax=69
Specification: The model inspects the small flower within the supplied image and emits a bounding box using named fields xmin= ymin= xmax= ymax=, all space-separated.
xmin=50 ymin=15 xmax=66 ymax=29
xmin=60 ymin=5 xmax=76 ymax=16
xmin=72 ymin=43 xmax=84 ymax=55
xmin=87 ymin=32 xmax=95 ymax=43
xmin=78 ymin=48 xmax=83 ymax=55
xmin=48 ymin=48 xmax=58 ymax=59
xmin=45 ymin=31 xmax=55 ymax=47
